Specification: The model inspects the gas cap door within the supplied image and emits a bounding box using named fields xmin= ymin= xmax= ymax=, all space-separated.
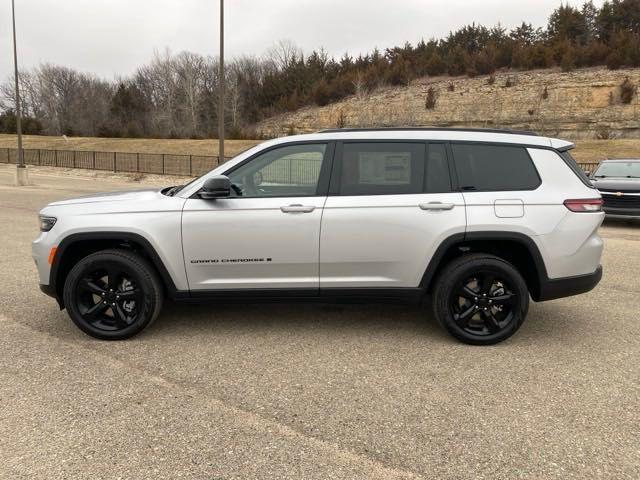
xmin=494 ymin=199 xmax=524 ymax=218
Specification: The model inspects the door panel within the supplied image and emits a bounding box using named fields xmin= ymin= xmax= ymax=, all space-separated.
xmin=182 ymin=142 xmax=331 ymax=291
xmin=319 ymin=193 xmax=465 ymax=288
xmin=182 ymin=197 xmax=326 ymax=290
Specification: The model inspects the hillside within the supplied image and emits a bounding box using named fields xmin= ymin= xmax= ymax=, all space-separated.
xmin=254 ymin=67 xmax=640 ymax=140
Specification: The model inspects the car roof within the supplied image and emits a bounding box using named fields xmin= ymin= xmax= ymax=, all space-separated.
xmin=258 ymin=128 xmax=574 ymax=151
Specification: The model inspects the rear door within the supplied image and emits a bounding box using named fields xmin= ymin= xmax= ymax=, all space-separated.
xmin=319 ymin=141 xmax=466 ymax=289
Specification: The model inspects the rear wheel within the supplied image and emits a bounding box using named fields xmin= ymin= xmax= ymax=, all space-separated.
xmin=433 ymin=254 xmax=529 ymax=345
xmin=63 ymin=249 xmax=163 ymax=340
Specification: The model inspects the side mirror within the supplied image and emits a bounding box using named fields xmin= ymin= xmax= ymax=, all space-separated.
xmin=584 ymin=170 xmax=591 ymax=177
xmin=198 ymin=175 xmax=231 ymax=199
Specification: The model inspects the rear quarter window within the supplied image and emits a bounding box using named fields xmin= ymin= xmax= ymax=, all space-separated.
xmin=452 ymin=144 xmax=541 ymax=191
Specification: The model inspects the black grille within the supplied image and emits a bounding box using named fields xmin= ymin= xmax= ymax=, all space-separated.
xmin=601 ymin=194 xmax=640 ymax=209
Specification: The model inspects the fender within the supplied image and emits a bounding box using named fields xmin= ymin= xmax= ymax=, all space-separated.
xmin=420 ymin=231 xmax=549 ymax=300
xmin=463 ymin=231 xmax=549 ymax=278
xmin=50 ymin=232 xmax=185 ymax=304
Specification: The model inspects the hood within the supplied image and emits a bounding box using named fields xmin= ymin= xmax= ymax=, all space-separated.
xmin=47 ymin=189 xmax=162 ymax=206
xmin=592 ymin=178 xmax=640 ymax=193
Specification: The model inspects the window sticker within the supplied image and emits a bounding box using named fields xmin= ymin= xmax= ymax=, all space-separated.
xmin=357 ymin=152 xmax=411 ymax=184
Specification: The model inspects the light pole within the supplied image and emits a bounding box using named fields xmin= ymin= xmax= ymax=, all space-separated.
xmin=11 ymin=0 xmax=27 ymax=185
xmin=218 ymin=0 xmax=224 ymax=163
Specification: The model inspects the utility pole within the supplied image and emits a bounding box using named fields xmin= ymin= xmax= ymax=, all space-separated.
xmin=11 ymin=0 xmax=28 ymax=185
xmin=218 ymin=0 xmax=224 ymax=163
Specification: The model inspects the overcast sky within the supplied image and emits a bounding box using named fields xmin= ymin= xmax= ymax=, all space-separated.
xmin=0 ymin=0 xmax=602 ymax=81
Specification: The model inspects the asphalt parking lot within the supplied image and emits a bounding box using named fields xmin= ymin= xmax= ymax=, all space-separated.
xmin=0 ymin=165 xmax=638 ymax=479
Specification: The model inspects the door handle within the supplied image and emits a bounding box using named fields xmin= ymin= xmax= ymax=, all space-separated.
xmin=419 ymin=202 xmax=455 ymax=211
xmin=280 ymin=204 xmax=316 ymax=213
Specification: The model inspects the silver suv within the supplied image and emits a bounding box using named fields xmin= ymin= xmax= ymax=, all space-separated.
xmin=33 ymin=128 xmax=604 ymax=345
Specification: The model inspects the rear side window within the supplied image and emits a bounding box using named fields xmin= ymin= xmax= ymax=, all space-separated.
xmin=337 ymin=142 xmax=426 ymax=195
xmin=452 ymin=144 xmax=540 ymax=191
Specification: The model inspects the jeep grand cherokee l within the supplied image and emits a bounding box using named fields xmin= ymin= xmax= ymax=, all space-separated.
xmin=33 ymin=128 xmax=604 ymax=345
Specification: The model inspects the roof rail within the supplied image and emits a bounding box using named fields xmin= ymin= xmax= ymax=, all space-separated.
xmin=317 ymin=127 xmax=539 ymax=136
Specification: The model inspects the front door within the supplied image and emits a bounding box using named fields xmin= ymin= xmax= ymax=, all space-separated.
xmin=182 ymin=142 xmax=332 ymax=290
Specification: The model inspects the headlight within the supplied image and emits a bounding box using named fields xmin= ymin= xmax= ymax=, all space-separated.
xmin=39 ymin=215 xmax=57 ymax=232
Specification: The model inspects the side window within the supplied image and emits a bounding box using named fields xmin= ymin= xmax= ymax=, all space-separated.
xmin=425 ymin=143 xmax=452 ymax=193
xmin=452 ymin=144 xmax=540 ymax=191
xmin=336 ymin=142 xmax=426 ymax=195
xmin=227 ymin=143 xmax=326 ymax=197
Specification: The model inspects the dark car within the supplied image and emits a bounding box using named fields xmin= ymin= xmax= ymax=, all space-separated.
xmin=590 ymin=159 xmax=640 ymax=219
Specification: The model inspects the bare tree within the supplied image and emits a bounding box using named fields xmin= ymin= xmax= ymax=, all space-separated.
xmin=265 ymin=39 xmax=303 ymax=71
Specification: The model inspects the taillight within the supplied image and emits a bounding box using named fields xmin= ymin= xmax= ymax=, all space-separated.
xmin=563 ymin=198 xmax=603 ymax=212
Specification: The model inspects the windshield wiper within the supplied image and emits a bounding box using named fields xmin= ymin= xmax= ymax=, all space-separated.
xmin=165 ymin=185 xmax=184 ymax=196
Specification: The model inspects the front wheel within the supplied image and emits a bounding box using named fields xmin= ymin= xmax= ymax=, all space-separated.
xmin=433 ymin=254 xmax=529 ymax=345
xmin=63 ymin=249 xmax=163 ymax=340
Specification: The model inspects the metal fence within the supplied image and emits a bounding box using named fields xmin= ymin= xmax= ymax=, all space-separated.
xmin=0 ymin=147 xmax=229 ymax=176
xmin=579 ymin=162 xmax=600 ymax=173
xmin=0 ymin=147 xmax=598 ymax=177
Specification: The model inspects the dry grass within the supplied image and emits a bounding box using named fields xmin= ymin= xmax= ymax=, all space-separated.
xmin=0 ymin=134 xmax=260 ymax=156
xmin=0 ymin=134 xmax=638 ymax=163
xmin=570 ymin=139 xmax=640 ymax=162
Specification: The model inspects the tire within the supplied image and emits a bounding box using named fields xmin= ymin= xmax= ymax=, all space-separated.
xmin=63 ymin=249 xmax=163 ymax=340
xmin=432 ymin=254 xmax=529 ymax=345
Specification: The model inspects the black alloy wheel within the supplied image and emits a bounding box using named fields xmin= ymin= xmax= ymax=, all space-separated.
xmin=63 ymin=249 xmax=163 ymax=340
xmin=75 ymin=265 xmax=142 ymax=331
xmin=433 ymin=254 xmax=529 ymax=345
xmin=450 ymin=271 xmax=517 ymax=337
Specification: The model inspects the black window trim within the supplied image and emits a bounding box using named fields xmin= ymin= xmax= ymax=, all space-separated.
xmin=449 ymin=140 xmax=542 ymax=192
xmin=559 ymin=150 xmax=596 ymax=189
xmin=197 ymin=140 xmax=336 ymax=199
xmin=193 ymin=138 xmax=581 ymax=198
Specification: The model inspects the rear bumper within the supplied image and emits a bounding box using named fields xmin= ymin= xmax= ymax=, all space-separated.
xmin=536 ymin=265 xmax=602 ymax=302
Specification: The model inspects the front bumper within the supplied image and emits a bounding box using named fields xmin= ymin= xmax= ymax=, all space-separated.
xmin=39 ymin=283 xmax=57 ymax=298
xmin=603 ymin=207 xmax=640 ymax=219
xmin=537 ymin=265 xmax=603 ymax=302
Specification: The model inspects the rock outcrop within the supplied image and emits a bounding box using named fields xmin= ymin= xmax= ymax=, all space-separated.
xmin=254 ymin=67 xmax=640 ymax=140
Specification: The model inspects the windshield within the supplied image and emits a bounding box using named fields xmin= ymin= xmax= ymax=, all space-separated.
xmin=593 ymin=161 xmax=640 ymax=178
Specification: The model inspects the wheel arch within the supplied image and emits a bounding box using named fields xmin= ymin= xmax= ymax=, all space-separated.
xmin=421 ymin=232 xmax=548 ymax=301
xmin=51 ymin=232 xmax=180 ymax=307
